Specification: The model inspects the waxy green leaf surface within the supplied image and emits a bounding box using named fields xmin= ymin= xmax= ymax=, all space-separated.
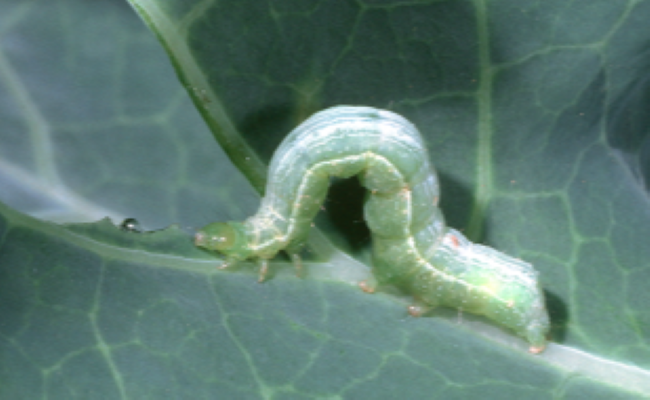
xmin=1 ymin=0 xmax=649 ymax=398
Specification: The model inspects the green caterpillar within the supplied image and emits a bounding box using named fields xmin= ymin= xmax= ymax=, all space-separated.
xmin=195 ymin=106 xmax=550 ymax=353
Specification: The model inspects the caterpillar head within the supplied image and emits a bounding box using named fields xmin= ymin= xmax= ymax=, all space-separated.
xmin=195 ymin=222 xmax=254 ymax=260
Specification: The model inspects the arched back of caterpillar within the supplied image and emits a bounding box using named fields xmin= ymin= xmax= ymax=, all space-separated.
xmin=196 ymin=106 xmax=550 ymax=353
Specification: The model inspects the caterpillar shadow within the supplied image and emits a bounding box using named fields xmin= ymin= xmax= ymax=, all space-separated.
xmin=544 ymin=289 xmax=568 ymax=344
xmin=323 ymin=170 xmax=476 ymax=254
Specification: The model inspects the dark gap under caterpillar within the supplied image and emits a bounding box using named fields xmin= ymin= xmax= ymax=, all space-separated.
xmin=195 ymin=106 xmax=550 ymax=353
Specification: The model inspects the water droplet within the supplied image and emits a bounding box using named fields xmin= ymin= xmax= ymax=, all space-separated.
xmin=120 ymin=218 xmax=142 ymax=232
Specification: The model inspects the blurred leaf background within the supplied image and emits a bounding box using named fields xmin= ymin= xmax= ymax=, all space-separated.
xmin=1 ymin=0 xmax=650 ymax=398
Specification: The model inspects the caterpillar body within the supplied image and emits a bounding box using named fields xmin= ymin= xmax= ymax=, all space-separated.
xmin=195 ymin=106 xmax=550 ymax=353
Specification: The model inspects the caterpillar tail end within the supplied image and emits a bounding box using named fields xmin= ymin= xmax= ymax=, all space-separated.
xmin=525 ymin=326 xmax=549 ymax=354
xmin=526 ymin=330 xmax=549 ymax=354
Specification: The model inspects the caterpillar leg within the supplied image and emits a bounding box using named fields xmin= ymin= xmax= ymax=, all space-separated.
xmin=287 ymin=252 xmax=303 ymax=278
xmin=218 ymin=257 xmax=239 ymax=270
xmin=407 ymin=304 xmax=432 ymax=317
xmin=529 ymin=345 xmax=545 ymax=354
xmin=286 ymin=238 xmax=307 ymax=278
xmin=358 ymin=277 xmax=377 ymax=293
xmin=257 ymin=259 xmax=270 ymax=283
